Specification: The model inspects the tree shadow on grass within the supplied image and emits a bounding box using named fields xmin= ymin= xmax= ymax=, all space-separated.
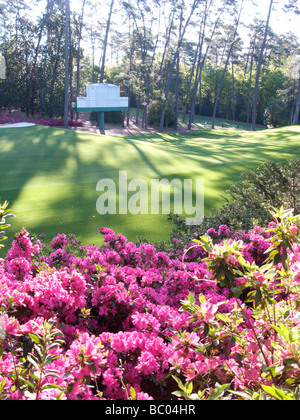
xmin=1 ymin=124 xmax=300 ymax=245
xmin=0 ymin=125 xmax=166 ymax=244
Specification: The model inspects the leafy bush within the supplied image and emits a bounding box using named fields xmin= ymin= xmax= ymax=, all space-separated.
xmin=166 ymin=159 xmax=300 ymax=247
xmin=1 ymin=204 xmax=300 ymax=400
xmin=148 ymin=98 xmax=176 ymax=128
xmin=264 ymin=98 xmax=289 ymax=128
xmin=177 ymin=206 xmax=300 ymax=400
xmin=0 ymin=201 xmax=15 ymax=251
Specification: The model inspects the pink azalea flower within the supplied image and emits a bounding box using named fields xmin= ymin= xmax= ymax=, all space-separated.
xmin=290 ymin=224 xmax=299 ymax=235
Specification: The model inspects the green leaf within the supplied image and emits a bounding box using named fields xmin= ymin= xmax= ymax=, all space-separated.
xmin=254 ymin=288 xmax=262 ymax=307
xmin=230 ymin=335 xmax=236 ymax=347
xmin=18 ymin=376 xmax=35 ymax=390
xmin=130 ymin=386 xmax=137 ymax=400
xmin=56 ymin=392 xmax=65 ymax=400
xmin=198 ymin=294 xmax=205 ymax=304
xmin=188 ymin=293 xmax=195 ymax=305
xmin=269 ymin=249 xmax=279 ymax=259
xmin=172 ymin=390 xmax=186 ymax=398
xmin=229 ymin=390 xmax=253 ymax=400
xmin=215 ymin=265 xmax=224 ymax=281
xmin=245 ymin=290 xmax=256 ymax=303
xmin=29 ymin=333 xmax=40 ymax=344
xmin=208 ymin=384 xmax=230 ymax=400
xmin=231 ymin=286 xmax=243 ymax=299
xmin=0 ymin=379 xmax=6 ymax=393
xmin=186 ymin=381 xmax=193 ymax=395
xmin=216 ymin=313 xmax=228 ymax=323
xmin=172 ymin=375 xmax=184 ymax=391
xmin=41 ymin=383 xmax=62 ymax=391
xmin=261 ymin=385 xmax=278 ymax=399
xmin=0 ymin=224 xmax=10 ymax=230
xmin=274 ymin=252 xmax=281 ymax=265
xmin=273 ymin=324 xmax=290 ymax=343
xmin=27 ymin=354 xmax=40 ymax=371
xmin=289 ymin=328 xmax=299 ymax=343
xmin=261 ymin=385 xmax=293 ymax=400
xmin=204 ymin=323 xmax=210 ymax=336
xmin=88 ymin=360 xmax=97 ymax=375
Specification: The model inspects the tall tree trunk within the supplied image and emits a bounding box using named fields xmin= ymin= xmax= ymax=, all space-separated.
xmin=174 ymin=8 xmax=184 ymax=131
xmin=174 ymin=49 xmax=180 ymax=131
xmin=246 ymin=43 xmax=255 ymax=124
xmin=64 ymin=0 xmax=70 ymax=128
xmin=211 ymin=42 xmax=231 ymax=129
xmin=136 ymin=95 xmax=140 ymax=125
xmin=126 ymin=89 xmax=132 ymax=127
xmin=157 ymin=10 xmax=175 ymax=88
xmin=212 ymin=0 xmax=244 ymax=129
xmin=30 ymin=20 xmax=45 ymax=115
xmin=151 ymin=2 xmax=161 ymax=69
xmin=198 ymin=76 xmax=202 ymax=116
xmin=251 ymin=0 xmax=273 ymax=131
xmin=188 ymin=0 xmax=223 ymax=129
xmin=182 ymin=36 xmax=200 ymax=123
xmin=48 ymin=25 xmax=64 ymax=116
xmin=41 ymin=0 xmax=54 ymax=117
xmin=293 ymin=73 xmax=300 ymax=124
xmin=188 ymin=6 xmax=207 ymax=130
xmin=232 ymin=60 xmax=235 ymax=122
xmin=76 ymin=0 xmax=86 ymax=120
xmin=159 ymin=0 xmax=200 ymax=132
xmin=100 ymin=0 xmax=114 ymax=83
xmin=126 ymin=16 xmax=133 ymax=127
xmin=69 ymin=31 xmax=74 ymax=120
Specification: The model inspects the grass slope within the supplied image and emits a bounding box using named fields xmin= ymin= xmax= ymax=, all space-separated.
xmin=0 ymin=124 xmax=300 ymax=246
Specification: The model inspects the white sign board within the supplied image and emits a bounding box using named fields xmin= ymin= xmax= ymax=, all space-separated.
xmin=77 ymin=83 xmax=128 ymax=109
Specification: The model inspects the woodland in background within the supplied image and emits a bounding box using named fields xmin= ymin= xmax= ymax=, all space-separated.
xmin=0 ymin=0 xmax=299 ymax=130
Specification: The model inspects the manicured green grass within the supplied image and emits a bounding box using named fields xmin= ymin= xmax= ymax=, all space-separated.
xmin=0 ymin=124 xmax=300 ymax=246
xmin=179 ymin=113 xmax=267 ymax=131
xmin=128 ymin=108 xmax=267 ymax=131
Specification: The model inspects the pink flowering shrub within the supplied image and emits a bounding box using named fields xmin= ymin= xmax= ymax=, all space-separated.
xmin=0 ymin=207 xmax=300 ymax=400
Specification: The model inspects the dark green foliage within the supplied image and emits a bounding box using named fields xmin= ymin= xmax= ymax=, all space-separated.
xmin=148 ymin=98 xmax=176 ymax=128
xmin=167 ymin=159 xmax=300 ymax=244
xmin=0 ymin=201 xmax=15 ymax=250
xmin=264 ymin=98 xmax=290 ymax=128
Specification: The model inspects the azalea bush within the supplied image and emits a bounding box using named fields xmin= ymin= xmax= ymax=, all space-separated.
xmin=0 ymin=206 xmax=300 ymax=400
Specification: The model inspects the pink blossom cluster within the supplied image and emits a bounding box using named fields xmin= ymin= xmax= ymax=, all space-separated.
xmin=0 ymin=113 xmax=84 ymax=127
xmin=0 ymin=222 xmax=299 ymax=400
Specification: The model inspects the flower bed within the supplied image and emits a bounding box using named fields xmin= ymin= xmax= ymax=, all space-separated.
xmin=0 ymin=113 xmax=84 ymax=127
xmin=0 ymin=208 xmax=300 ymax=400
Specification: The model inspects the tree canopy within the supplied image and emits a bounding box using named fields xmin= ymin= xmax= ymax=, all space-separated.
xmin=0 ymin=0 xmax=299 ymax=128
